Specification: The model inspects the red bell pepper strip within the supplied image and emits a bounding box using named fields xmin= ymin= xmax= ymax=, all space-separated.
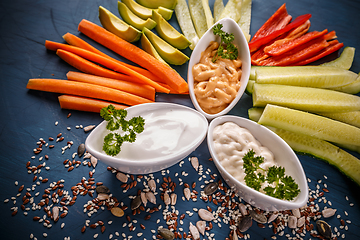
xmin=249 ymin=13 xmax=312 ymax=53
xmin=256 ymin=37 xmax=329 ymax=66
xmin=292 ymin=40 xmax=344 ymax=66
xmin=282 ymin=20 xmax=311 ymax=39
xmin=324 ymin=30 xmax=337 ymax=41
xmin=251 ymin=3 xmax=292 ymax=42
xmin=264 ymin=29 xmax=328 ymax=56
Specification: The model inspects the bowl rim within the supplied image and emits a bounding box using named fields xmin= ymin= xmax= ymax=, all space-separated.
xmin=187 ymin=17 xmax=251 ymax=120
xmin=85 ymin=102 xmax=209 ymax=169
xmin=207 ymin=115 xmax=309 ymax=210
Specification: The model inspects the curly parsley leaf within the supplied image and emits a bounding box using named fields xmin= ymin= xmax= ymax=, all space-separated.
xmin=100 ymin=105 xmax=145 ymax=156
xmin=212 ymin=23 xmax=239 ymax=62
xmin=242 ymin=149 xmax=300 ymax=201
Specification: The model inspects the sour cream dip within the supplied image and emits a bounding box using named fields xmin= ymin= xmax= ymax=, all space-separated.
xmin=212 ymin=122 xmax=277 ymax=187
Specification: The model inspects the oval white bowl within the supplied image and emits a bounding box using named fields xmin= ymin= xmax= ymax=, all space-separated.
xmin=85 ymin=103 xmax=208 ymax=174
xmin=207 ymin=116 xmax=308 ymax=211
xmin=188 ymin=18 xmax=251 ymax=120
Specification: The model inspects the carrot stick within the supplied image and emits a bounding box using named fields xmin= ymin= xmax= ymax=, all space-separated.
xmin=78 ymin=19 xmax=188 ymax=93
xmin=66 ymin=71 xmax=155 ymax=101
xmin=62 ymin=32 xmax=161 ymax=83
xmin=46 ymin=41 xmax=169 ymax=93
xmin=26 ymin=78 xmax=153 ymax=106
xmin=58 ymin=95 xmax=127 ymax=112
xmin=63 ymin=32 xmax=109 ymax=58
xmin=58 ymin=95 xmax=127 ymax=113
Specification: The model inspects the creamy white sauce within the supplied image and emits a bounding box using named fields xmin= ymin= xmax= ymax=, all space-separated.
xmin=212 ymin=122 xmax=277 ymax=190
xmin=110 ymin=108 xmax=205 ymax=161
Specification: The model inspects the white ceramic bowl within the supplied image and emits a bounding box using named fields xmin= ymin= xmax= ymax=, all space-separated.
xmin=85 ymin=103 xmax=208 ymax=174
xmin=188 ymin=18 xmax=251 ymax=120
xmin=207 ymin=115 xmax=308 ymax=211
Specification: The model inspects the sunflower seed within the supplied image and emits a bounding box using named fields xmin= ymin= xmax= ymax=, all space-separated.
xmin=297 ymin=216 xmax=305 ymax=228
xmin=196 ymin=220 xmax=206 ymax=235
xmin=292 ymin=208 xmax=301 ymax=218
xmin=233 ymin=232 xmax=239 ymax=240
xmin=238 ymin=203 xmax=247 ymax=216
xmin=146 ymin=191 xmax=156 ymax=204
xmin=184 ymin=187 xmax=191 ymax=201
xmin=84 ymin=125 xmax=95 ymax=132
xmin=238 ymin=216 xmax=252 ymax=232
xmin=190 ymin=157 xmax=199 ymax=171
xmin=140 ymin=191 xmax=147 ymax=207
xmin=116 ymin=172 xmax=128 ymax=183
xmin=96 ymin=185 xmax=110 ymax=194
xmin=90 ymin=156 xmax=97 ymax=168
xmin=158 ymin=228 xmax=174 ymax=240
xmin=77 ymin=144 xmax=85 ymax=157
xmin=131 ymin=195 xmax=142 ymax=210
xmin=288 ymin=215 xmax=297 ymax=229
xmin=198 ymin=209 xmax=214 ymax=221
xmin=204 ymin=182 xmax=218 ymax=195
xmin=249 ymin=210 xmax=267 ymax=224
xmin=163 ymin=193 xmax=170 ymax=206
xmin=170 ymin=193 xmax=177 ymax=205
xmin=148 ymin=179 xmax=156 ymax=192
xmin=97 ymin=193 xmax=109 ymax=201
xmin=189 ymin=222 xmax=200 ymax=240
xmin=316 ymin=220 xmax=332 ymax=239
xmin=52 ymin=206 xmax=59 ymax=222
xmin=267 ymin=212 xmax=278 ymax=223
xmin=322 ymin=208 xmax=337 ymax=218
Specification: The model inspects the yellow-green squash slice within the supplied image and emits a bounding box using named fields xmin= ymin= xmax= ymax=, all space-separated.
xmin=253 ymin=83 xmax=360 ymax=113
xmin=328 ymin=75 xmax=360 ymax=94
xmin=258 ymin=104 xmax=360 ymax=147
xmin=318 ymin=111 xmax=360 ymax=128
xmin=118 ymin=1 xmax=157 ymax=31
xmin=98 ymin=6 xmax=141 ymax=42
xmin=143 ymin=27 xmax=189 ymax=65
xmin=152 ymin=10 xmax=190 ymax=49
xmin=320 ymin=46 xmax=355 ymax=70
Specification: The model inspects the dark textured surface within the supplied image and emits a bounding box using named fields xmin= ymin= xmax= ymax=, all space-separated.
xmin=0 ymin=0 xmax=359 ymax=239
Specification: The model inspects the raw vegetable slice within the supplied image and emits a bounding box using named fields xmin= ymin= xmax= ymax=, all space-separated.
xmin=245 ymin=79 xmax=255 ymax=95
xmin=174 ymin=0 xmax=199 ymax=50
xmin=258 ymin=104 xmax=360 ymax=147
xmin=202 ymin=0 xmax=214 ymax=30
xmin=121 ymin=0 xmax=173 ymax=20
xmin=328 ymin=75 xmax=360 ymax=94
xmin=254 ymin=66 xmax=358 ymax=88
xmin=237 ymin=0 xmax=252 ymax=42
xmin=63 ymin=33 xmax=109 ymax=58
xmin=248 ymin=107 xmax=264 ymax=122
xmin=78 ymin=19 xmax=188 ymax=93
xmin=319 ymin=46 xmax=355 ymax=70
xmin=218 ymin=0 xmax=242 ymax=22
xmin=213 ymin=0 xmax=224 ymax=23
xmin=272 ymin=128 xmax=360 ymax=186
xmin=253 ymin=83 xmax=360 ymax=113
xmin=98 ymin=6 xmax=141 ymax=43
xmin=58 ymin=95 xmax=127 ymax=113
xmin=140 ymin=33 xmax=169 ymax=66
xmin=318 ymin=111 xmax=360 ymax=128
xmin=136 ymin=0 xmax=177 ymax=10
xmin=118 ymin=2 xmax=157 ymax=31
xmin=188 ymin=0 xmax=210 ymax=38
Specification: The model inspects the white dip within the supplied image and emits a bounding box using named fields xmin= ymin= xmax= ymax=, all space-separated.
xmin=212 ymin=122 xmax=277 ymax=186
xmin=112 ymin=108 xmax=205 ymax=161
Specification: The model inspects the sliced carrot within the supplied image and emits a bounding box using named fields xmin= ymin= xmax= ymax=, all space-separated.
xmin=46 ymin=41 xmax=169 ymax=93
xmin=58 ymin=95 xmax=127 ymax=113
xmin=63 ymin=32 xmax=109 ymax=58
xmin=26 ymin=78 xmax=153 ymax=106
xmin=66 ymin=71 xmax=155 ymax=101
xmin=78 ymin=19 xmax=188 ymax=93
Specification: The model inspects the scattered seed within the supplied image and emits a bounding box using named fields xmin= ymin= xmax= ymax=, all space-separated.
xmin=316 ymin=220 xmax=332 ymax=239
xmin=97 ymin=193 xmax=109 ymax=201
xmin=77 ymin=143 xmax=85 ymax=157
xmin=204 ymin=182 xmax=218 ymax=196
xmin=140 ymin=191 xmax=147 ymax=207
xmin=90 ymin=156 xmax=97 ymax=168
xmin=189 ymin=222 xmax=200 ymax=240
xmin=158 ymin=228 xmax=175 ymax=240
xmin=196 ymin=220 xmax=206 ymax=235
xmin=96 ymin=185 xmax=110 ymax=194
xmin=198 ymin=209 xmax=214 ymax=221
xmin=111 ymin=207 xmax=124 ymax=217
xmin=238 ymin=216 xmax=252 ymax=232
xmin=322 ymin=208 xmax=337 ymax=218
xmin=131 ymin=195 xmax=142 ymax=210
xmin=116 ymin=172 xmax=128 ymax=183
xmin=190 ymin=157 xmax=199 ymax=172
xmin=145 ymin=191 xmax=156 ymax=204
xmin=84 ymin=125 xmax=95 ymax=132
xmin=184 ymin=187 xmax=191 ymax=201
xmin=148 ymin=179 xmax=156 ymax=192
xmin=249 ymin=210 xmax=267 ymax=224
xmin=297 ymin=216 xmax=305 ymax=228
xmin=288 ymin=216 xmax=297 ymax=229
xmin=52 ymin=206 xmax=60 ymax=222
xmin=163 ymin=193 xmax=170 ymax=206
xmin=267 ymin=213 xmax=278 ymax=223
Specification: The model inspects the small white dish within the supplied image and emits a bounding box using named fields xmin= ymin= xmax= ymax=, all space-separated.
xmin=85 ymin=103 xmax=208 ymax=174
xmin=188 ymin=18 xmax=251 ymax=120
xmin=207 ymin=115 xmax=308 ymax=211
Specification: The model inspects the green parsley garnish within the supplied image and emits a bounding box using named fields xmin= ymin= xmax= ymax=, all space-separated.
xmin=243 ymin=149 xmax=300 ymax=201
xmin=100 ymin=105 xmax=145 ymax=156
xmin=212 ymin=23 xmax=239 ymax=62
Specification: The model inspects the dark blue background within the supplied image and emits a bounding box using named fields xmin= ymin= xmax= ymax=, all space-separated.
xmin=0 ymin=0 xmax=359 ymax=239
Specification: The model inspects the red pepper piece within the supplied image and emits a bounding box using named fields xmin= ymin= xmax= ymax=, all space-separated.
xmin=264 ymin=29 xmax=328 ymax=56
xmin=282 ymin=20 xmax=311 ymax=39
xmin=251 ymin=3 xmax=292 ymax=42
xmin=249 ymin=13 xmax=312 ymax=53
xmin=324 ymin=30 xmax=337 ymax=41
xmin=292 ymin=40 xmax=344 ymax=66
xmin=256 ymin=36 xmax=329 ymax=66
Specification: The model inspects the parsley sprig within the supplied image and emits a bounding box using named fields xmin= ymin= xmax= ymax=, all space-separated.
xmin=212 ymin=23 xmax=239 ymax=62
xmin=100 ymin=105 xmax=145 ymax=156
xmin=243 ymin=149 xmax=300 ymax=201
